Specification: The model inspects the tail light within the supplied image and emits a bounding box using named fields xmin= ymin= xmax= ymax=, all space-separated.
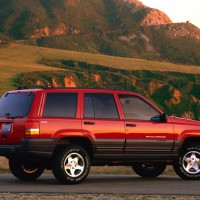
xmin=25 ymin=121 xmax=40 ymax=138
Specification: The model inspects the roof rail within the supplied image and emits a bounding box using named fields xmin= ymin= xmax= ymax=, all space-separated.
xmin=17 ymin=86 xmax=27 ymax=90
xmin=16 ymin=85 xmax=126 ymax=91
xmin=103 ymin=86 xmax=125 ymax=90
xmin=17 ymin=85 xmax=54 ymax=90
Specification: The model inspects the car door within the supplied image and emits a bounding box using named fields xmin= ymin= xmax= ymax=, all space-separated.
xmin=39 ymin=91 xmax=82 ymax=139
xmin=82 ymin=91 xmax=125 ymax=154
xmin=118 ymin=93 xmax=174 ymax=159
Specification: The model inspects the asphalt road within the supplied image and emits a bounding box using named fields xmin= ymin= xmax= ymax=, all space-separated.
xmin=0 ymin=174 xmax=199 ymax=195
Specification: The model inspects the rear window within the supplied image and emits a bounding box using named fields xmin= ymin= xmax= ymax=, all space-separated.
xmin=43 ymin=93 xmax=78 ymax=118
xmin=0 ymin=92 xmax=34 ymax=118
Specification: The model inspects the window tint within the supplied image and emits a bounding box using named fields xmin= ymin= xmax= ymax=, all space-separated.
xmin=84 ymin=93 xmax=119 ymax=119
xmin=0 ymin=92 xmax=34 ymax=118
xmin=119 ymin=95 xmax=160 ymax=121
xmin=43 ymin=93 xmax=78 ymax=118
xmin=84 ymin=93 xmax=95 ymax=118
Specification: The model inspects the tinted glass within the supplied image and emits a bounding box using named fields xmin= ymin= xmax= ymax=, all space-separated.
xmin=119 ymin=95 xmax=159 ymax=120
xmin=43 ymin=93 xmax=78 ymax=118
xmin=84 ymin=93 xmax=119 ymax=119
xmin=84 ymin=93 xmax=95 ymax=118
xmin=0 ymin=92 xmax=34 ymax=118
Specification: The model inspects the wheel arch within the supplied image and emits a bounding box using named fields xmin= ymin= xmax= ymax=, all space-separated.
xmin=180 ymin=137 xmax=200 ymax=152
xmin=53 ymin=137 xmax=94 ymax=160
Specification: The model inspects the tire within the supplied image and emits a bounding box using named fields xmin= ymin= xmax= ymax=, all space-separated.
xmin=132 ymin=163 xmax=166 ymax=178
xmin=52 ymin=145 xmax=90 ymax=184
xmin=173 ymin=144 xmax=200 ymax=180
xmin=9 ymin=158 xmax=44 ymax=181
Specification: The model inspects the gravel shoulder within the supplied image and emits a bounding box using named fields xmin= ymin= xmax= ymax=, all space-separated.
xmin=0 ymin=194 xmax=199 ymax=200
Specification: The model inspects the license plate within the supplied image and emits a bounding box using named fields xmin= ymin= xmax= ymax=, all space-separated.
xmin=2 ymin=123 xmax=12 ymax=133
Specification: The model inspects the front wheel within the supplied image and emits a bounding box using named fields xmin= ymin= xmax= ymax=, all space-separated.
xmin=9 ymin=158 xmax=44 ymax=181
xmin=52 ymin=145 xmax=90 ymax=184
xmin=132 ymin=163 xmax=166 ymax=178
xmin=173 ymin=144 xmax=200 ymax=180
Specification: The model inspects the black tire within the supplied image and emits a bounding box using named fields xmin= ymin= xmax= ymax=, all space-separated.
xmin=132 ymin=163 xmax=166 ymax=178
xmin=9 ymin=158 xmax=44 ymax=181
xmin=52 ymin=145 xmax=90 ymax=184
xmin=173 ymin=144 xmax=200 ymax=180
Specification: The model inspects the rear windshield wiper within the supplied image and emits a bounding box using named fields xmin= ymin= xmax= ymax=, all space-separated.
xmin=5 ymin=113 xmax=23 ymax=119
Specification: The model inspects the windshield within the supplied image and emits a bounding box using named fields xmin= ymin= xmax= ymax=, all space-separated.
xmin=0 ymin=92 xmax=34 ymax=118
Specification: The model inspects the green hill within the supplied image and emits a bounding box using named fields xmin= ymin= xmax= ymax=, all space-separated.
xmin=1 ymin=43 xmax=200 ymax=92
xmin=0 ymin=44 xmax=200 ymax=119
xmin=16 ymin=59 xmax=200 ymax=120
xmin=0 ymin=0 xmax=200 ymax=65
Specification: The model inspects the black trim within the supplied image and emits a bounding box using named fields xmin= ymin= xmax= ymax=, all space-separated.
xmin=125 ymin=139 xmax=173 ymax=154
xmin=172 ymin=140 xmax=183 ymax=156
xmin=21 ymin=138 xmax=58 ymax=157
xmin=0 ymin=145 xmax=19 ymax=156
xmin=94 ymin=139 xmax=125 ymax=153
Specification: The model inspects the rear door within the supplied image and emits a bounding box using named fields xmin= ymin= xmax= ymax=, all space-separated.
xmin=118 ymin=93 xmax=174 ymax=159
xmin=39 ymin=91 xmax=82 ymax=139
xmin=82 ymin=91 xmax=125 ymax=154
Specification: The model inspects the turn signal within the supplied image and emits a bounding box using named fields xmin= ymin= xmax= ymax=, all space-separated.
xmin=25 ymin=121 xmax=40 ymax=138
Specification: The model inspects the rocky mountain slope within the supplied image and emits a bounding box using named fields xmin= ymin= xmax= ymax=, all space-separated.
xmin=0 ymin=0 xmax=200 ymax=65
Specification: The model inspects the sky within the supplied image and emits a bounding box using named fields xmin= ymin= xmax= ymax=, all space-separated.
xmin=139 ymin=0 xmax=200 ymax=28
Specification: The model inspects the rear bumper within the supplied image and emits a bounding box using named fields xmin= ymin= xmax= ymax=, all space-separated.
xmin=0 ymin=145 xmax=20 ymax=157
xmin=0 ymin=138 xmax=58 ymax=158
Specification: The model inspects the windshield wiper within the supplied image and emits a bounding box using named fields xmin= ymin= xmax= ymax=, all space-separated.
xmin=5 ymin=113 xmax=23 ymax=119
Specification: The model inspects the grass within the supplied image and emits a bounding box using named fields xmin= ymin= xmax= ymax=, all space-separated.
xmin=0 ymin=43 xmax=200 ymax=95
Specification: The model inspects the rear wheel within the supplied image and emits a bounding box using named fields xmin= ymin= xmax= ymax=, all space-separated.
xmin=52 ymin=145 xmax=90 ymax=184
xmin=9 ymin=158 xmax=44 ymax=181
xmin=132 ymin=163 xmax=166 ymax=178
xmin=173 ymin=144 xmax=200 ymax=180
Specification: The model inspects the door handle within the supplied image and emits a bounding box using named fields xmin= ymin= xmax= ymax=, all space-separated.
xmin=126 ymin=123 xmax=136 ymax=127
xmin=84 ymin=121 xmax=95 ymax=125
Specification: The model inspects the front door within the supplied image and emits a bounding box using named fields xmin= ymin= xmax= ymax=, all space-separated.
xmin=118 ymin=94 xmax=174 ymax=159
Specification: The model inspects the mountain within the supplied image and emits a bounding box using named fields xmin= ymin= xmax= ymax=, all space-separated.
xmin=0 ymin=0 xmax=200 ymax=65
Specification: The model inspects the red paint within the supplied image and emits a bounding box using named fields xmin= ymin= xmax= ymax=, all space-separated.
xmin=0 ymin=88 xmax=199 ymax=147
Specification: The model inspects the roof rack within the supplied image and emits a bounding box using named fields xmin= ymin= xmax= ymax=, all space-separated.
xmin=16 ymin=85 xmax=126 ymax=91
xmin=104 ymin=86 xmax=125 ymax=90
xmin=17 ymin=85 xmax=54 ymax=90
xmin=17 ymin=86 xmax=28 ymax=90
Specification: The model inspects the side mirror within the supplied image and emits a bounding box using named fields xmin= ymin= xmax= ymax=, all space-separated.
xmin=151 ymin=113 xmax=168 ymax=122
xmin=160 ymin=113 xmax=168 ymax=122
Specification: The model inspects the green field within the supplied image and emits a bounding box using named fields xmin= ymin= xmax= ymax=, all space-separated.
xmin=0 ymin=43 xmax=200 ymax=95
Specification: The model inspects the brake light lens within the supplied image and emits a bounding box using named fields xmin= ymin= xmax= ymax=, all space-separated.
xmin=25 ymin=121 xmax=40 ymax=138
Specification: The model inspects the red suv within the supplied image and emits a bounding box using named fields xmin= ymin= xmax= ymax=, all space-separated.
xmin=0 ymin=88 xmax=200 ymax=184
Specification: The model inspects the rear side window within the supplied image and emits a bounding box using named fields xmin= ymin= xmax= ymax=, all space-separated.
xmin=0 ymin=92 xmax=34 ymax=118
xmin=43 ymin=93 xmax=78 ymax=118
xmin=119 ymin=94 xmax=160 ymax=121
xmin=84 ymin=93 xmax=119 ymax=119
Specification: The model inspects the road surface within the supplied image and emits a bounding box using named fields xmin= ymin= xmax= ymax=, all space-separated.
xmin=0 ymin=174 xmax=199 ymax=195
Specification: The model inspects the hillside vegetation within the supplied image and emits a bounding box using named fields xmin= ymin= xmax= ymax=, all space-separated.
xmin=0 ymin=44 xmax=200 ymax=119
xmin=15 ymin=58 xmax=200 ymax=120
xmin=0 ymin=0 xmax=200 ymax=65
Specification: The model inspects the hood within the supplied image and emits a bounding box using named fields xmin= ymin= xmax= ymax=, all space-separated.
xmin=168 ymin=116 xmax=200 ymax=126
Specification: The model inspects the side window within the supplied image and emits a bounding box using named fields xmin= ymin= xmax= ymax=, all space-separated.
xmin=119 ymin=94 xmax=160 ymax=121
xmin=84 ymin=93 xmax=119 ymax=119
xmin=43 ymin=93 xmax=78 ymax=117
xmin=84 ymin=93 xmax=95 ymax=118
